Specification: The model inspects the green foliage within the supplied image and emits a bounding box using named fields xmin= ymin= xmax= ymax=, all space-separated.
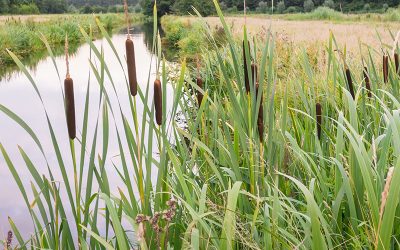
xmin=172 ymin=0 xmax=215 ymax=16
xmin=256 ymin=1 xmax=270 ymax=13
xmin=323 ymin=0 xmax=335 ymax=9
xmin=277 ymin=1 xmax=286 ymax=13
xmin=304 ymin=0 xmax=315 ymax=12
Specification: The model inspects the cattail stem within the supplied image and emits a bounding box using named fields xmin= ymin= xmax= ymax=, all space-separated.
xmin=64 ymin=36 xmax=75 ymax=140
xmin=345 ymin=68 xmax=355 ymax=99
xmin=124 ymin=0 xmax=130 ymax=37
xmin=154 ymin=79 xmax=163 ymax=126
xmin=316 ymin=103 xmax=322 ymax=140
xmin=363 ymin=67 xmax=372 ymax=98
xmin=383 ymin=54 xmax=389 ymax=84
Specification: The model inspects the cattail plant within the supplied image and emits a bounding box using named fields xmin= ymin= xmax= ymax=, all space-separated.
xmin=124 ymin=0 xmax=138 ymax=96
xmin=363 ymin=67 xmax=372 ymax=98
xmin=196 ymin=77 xmax=204 ymax=106
xmin=243 ymin=40 xmax=251 ymax=93
xmin=255 ymin=83 xmax=264 ymax=141
xmin=154 ymin=79 xmax=162 ymax=126
xmin=345 ymin=67 xmax=355 ymax=99
xmin=5 ymin=231 xmax=12 ymax=249
xmin=196 ymin=57 xmax=204 ymax=106
xmin=383 ymin=54 xmax=389 ymax=84
xmin=316 ymin=103 xmax=322 ymax=139
xmin=64 ymin=35 xmax=76 ymax=140
xmin=394 ymin=52 xmax=399 ymax=76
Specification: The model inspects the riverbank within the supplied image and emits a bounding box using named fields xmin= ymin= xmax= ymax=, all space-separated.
xmin=0 ymin=13 xmax=145 ymax=77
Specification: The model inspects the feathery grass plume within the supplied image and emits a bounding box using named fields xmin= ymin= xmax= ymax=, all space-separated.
xmin=154 ymin=79 xmax=162 ymax=126
xmin=394 ymin=52 xmax=399 ymax=75
xmin=64 ymin=35 xmax=76 ymax=140
xmin=255 ymin=83 xmax=264 ymax=141
xmin=243 ymin=40 xmax=251 ymax=93
xmin=383 ymin=54 xmax=389 ymax=84
xmin=196 ymin=77 xmax=204 ymax=106
xmin=125 ymin=0 xmax=138 ymax=96
xmin=379 ymin=167 xmax=395 ymax=219
xmin=345 ymin=67 xmax=355 ymax=99
xmin=375 ymin=166 xmax=395 ymax=248
xmin=316 ymin=103 xmax=322 ymax=139
xmin=363 ymin=67 xmax=372 ymax=98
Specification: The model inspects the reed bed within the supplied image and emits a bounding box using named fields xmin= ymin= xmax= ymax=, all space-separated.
xmin=1 ymin=1 xmax=400 ymax=249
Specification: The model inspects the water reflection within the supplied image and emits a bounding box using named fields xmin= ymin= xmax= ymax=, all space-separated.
xmin=0 ymin=25 xmax=175 ymax=239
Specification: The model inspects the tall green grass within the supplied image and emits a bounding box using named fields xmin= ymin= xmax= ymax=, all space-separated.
xmin=2 ymin=1 xmax=400 ymax=249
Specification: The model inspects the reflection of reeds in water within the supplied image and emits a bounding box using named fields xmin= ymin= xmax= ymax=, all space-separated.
xmin=64 ymin=35 xmax=76 ymax=140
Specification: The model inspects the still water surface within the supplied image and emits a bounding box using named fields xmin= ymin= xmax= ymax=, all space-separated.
xmin=0 ymin=25 xmax=174 ymax=238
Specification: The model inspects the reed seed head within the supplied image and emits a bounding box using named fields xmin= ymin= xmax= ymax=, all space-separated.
xmin=379 ymin=167 xmax=394 ymax=219
xmin=363 ymin=67 xmax=371 ymax=98
xmin=345 ymin=68 xmax=355 ymax=99
xmin=154 ymin=79 xmax=163 ymax=126
xmin=243 ymin=40 xmax=251 ymax=93
xmin=394 ymin=52 xmax=399 ymax=76
xmin=126 ymin=38 xmax=138 ymax=96
xmin=383 ymin=54 xmax=389 ymax=84
xmin=316 ymin=103 xmax=322 ymax=140
xmin=196 ymin=77 xmax=204 ymax=106
xmin=65 ymin=77 xmax=76 ymax=140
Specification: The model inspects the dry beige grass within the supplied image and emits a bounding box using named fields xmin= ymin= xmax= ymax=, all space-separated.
xmin=197 ymin=16 xmax=400 ymax=52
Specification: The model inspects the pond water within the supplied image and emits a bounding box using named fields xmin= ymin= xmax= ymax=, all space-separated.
xmin=0 ymin=24 xmax=175 ymax=239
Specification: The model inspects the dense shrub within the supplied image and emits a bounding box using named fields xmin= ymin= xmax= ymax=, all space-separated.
xmin=257 ymin=1 xmax=270 ymax=13
xmin=276 ymin=1 xmax=285 ymax=13
xmin=323 ymin=0 xmax=335 ymax=9
xmin=304 ymin=0 xmax=315 ymax=12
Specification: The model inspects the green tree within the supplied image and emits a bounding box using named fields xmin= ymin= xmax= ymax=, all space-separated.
xmin=0 ymin=0 xmax=10 ymax=13
xmin=172 ymin=0 xmax=215 ymax=16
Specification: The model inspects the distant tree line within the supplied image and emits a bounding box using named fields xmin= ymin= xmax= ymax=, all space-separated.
xmin=140 ymin=0 xmax=400 ymax=16
xmin=0 ymin=0 xmax=140 ymax=14
xmin=0 ymin=0 xmax=399 ymax=15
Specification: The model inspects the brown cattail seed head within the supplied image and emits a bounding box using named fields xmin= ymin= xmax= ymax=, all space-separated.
xmin=394 ymin=53 xmax=399 ymax=76
xmin=196 ymin=77 xmax=204 ymax=106
xmin=65 ymin=77 xmax=76 ymax=140
xmin=154 ymin=79 xmax=162 ymax=126
xmin=383 ymin=54 xmax=389 ymax=84
xmin=345 ymin=68 xmax=355 ymax=99
xmin=363 ymin=67 xmax=372 ymax=98
xmin=126 ymin=38 xmax=138 ymax=96
xmin=251 ymin=63 xmax=258 ymax=84
xmin=316 ymin=103 xmax=322 ymax=140
xmin=243 ymin=40 xmax=251 ymax=93
xmin=255 ymin=83 xmax=264 ymax=141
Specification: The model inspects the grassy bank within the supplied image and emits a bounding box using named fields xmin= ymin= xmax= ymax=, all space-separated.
xmin=2 ymin=1 xmax=400 ymax=249
xmin=0 ymin=13 xmax=144 ymax=74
